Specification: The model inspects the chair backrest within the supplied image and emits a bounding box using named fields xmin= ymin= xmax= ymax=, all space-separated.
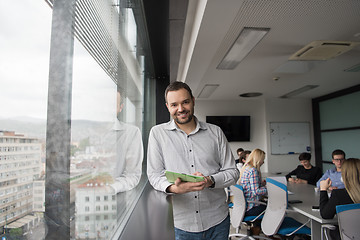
xmin=336 ymin=203 xmax=360 ymax=240
xmin=229 ymin=184 xmax=247 ymax=228
xmin=261 ymin=176 xmax=287 ymax=236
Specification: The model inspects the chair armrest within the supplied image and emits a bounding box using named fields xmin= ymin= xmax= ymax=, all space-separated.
xmin=322 ymin=224 xmax=336 ymax=231
xmin=285 ymin=209 xmax=298 ymax=214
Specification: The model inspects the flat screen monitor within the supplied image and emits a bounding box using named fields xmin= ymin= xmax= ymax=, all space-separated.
xmin=206 ymin=116 xmax=250 ymax=142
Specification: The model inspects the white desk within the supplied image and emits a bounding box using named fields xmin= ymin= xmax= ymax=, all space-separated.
xmin=287 ymin=182 xmax=337 ymax=240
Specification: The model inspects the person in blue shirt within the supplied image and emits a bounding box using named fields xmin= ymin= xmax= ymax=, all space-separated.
xmin=316 ymin=149 xmax=346 ymax=190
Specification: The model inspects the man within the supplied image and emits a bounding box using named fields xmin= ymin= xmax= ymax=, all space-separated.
xmin=147 ymin=81 xmax=239 ymax=240
xmin=286 ymin=152 xmax=322 ymax=185
xmin=316 ymin=149 xmax=346 ymax=190
xmin=235 ymin=148 xmax=244 ymax=165
xmin=103 ymin=89 xmax=143 ymax=193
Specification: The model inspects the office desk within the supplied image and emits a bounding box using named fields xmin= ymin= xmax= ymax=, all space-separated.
xmin=287 ymin=182 xmax=337 ymax=240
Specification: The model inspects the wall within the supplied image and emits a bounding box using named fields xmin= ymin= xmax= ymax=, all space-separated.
xmin=195 ymin=97 xmax=313 ymax=173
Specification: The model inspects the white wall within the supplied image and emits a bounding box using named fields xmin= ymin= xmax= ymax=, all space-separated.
xmin=195 ymin=97 xmax=314 ymax=174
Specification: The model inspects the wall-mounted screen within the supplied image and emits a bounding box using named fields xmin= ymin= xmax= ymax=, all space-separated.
xmin=206 ymin=116 xmax=250 ymax=142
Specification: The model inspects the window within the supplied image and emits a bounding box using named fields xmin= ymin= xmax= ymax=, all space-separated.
xmin=1 ymin=1 xmax=156 ymax=239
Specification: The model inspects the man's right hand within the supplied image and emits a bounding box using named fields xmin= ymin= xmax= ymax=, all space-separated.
xmin=166 ymin=177 xmax=206 ymax=194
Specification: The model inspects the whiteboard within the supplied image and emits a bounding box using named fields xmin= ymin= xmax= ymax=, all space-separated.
xmin=270 ymin=122 xmax=311 ymax=155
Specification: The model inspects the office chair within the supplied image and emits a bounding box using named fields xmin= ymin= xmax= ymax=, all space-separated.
xmin=261 ymin=177 xmax=311 ymax=239
xmin=228 ymin=184 xmax=267 ymax=240
xmin=336 ymin=203 xmax=360 ymax=240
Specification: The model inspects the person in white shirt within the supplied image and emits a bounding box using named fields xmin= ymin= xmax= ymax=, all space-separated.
xmin=147 ymin=81 xmax=239 ymax=240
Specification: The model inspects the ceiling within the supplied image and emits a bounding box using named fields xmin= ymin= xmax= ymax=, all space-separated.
xmin=173 ymin=0 xmax=360 ymax=100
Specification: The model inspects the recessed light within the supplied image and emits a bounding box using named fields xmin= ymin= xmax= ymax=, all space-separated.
xmin=239 ymin=92 xmax=263 ymax=98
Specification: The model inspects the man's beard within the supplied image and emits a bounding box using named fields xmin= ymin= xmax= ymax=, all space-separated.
xmin=174 ymin=111 xmax=193 ymax=125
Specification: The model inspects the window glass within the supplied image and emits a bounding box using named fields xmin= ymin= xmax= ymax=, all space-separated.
xmin=0 ymin=0 xmax=155 ymax=239
xmin=319 ymin=91 xmax=360 ymax=130
xmin=0 ymin=1 xmax=50 ymax=238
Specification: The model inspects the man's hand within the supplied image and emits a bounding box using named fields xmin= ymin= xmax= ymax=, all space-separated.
xmin=166 ymin=172 xmax=213 ymax=194
xmin=295 ymin=178 xmax=308 ymax=184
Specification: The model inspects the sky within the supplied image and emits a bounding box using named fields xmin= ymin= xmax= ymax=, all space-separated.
xmin=0 ymin=1 xmax=116 ymax=122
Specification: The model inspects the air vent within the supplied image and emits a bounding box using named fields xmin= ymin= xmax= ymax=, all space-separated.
xmin=289 ymin=41 xmax=360 ymax=61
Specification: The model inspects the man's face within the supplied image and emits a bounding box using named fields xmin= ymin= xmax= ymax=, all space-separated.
xmin=332 ymin=154 xmax=345 ymax=170
xmin=166 ymin=88 xmax=195 ymax=125
xmin=300 ymin=160 xmax=311 ymax=168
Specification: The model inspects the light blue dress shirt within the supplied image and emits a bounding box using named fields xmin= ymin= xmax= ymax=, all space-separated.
xmin=147 ymin=118 xmax=239 ymax=232
xmin=316 ymin=167 xmax=344 ymax=189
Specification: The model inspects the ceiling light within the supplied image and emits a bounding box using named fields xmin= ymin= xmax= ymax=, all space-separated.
xmin=280 ymin=85 xmax=318 ymax=98
xmin=198 ymin=84 xmax=219 ymax=98
xmin=239 ymin=92 xmax=263 ymax=98
xmin=217 ymin=27 xmax=270 ymax=70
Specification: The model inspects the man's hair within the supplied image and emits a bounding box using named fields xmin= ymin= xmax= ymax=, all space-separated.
xmin=299 ymin=152 xmax=311 ymax=161
xmin=236 ymin=148 xmax=244 ymax=154
xmin=239 ymin=150 xmax=251 ymax=162
xmin=332 ymin=149 xmax=346 ymax=159
xmin=164 ymin=81 xmax=194 ymax=103
xmin=117 ymin=87 xmax=125 ymax=105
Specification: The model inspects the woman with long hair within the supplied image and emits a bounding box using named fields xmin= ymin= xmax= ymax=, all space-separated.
xmin=238 ymin=149 xmax=267 ymax=234
xmin=320 ymin=158 xmax=360 ymax=218
xmin=319 ymin=158 xmax=360 ymax=240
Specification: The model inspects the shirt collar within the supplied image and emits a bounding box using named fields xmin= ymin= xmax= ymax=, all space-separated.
xmin=165 ymin=116 xmax=207 ymax=133
xmin=112 ymin=119 xmax=126 ymax=130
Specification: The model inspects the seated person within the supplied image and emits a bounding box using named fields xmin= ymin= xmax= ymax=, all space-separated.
xmin=236 ymin=150 xmax=251 ymax=170
xmin=286 ymin=152 xmax=322 ymax=185
xmin=235 ymin=147 xmax=244 ymax=165
xmin=319 ymin=158 xmax=360 ymax=240
xmin=316 ymin=149 xmax=346 ymax=190
xmin=239 ymin=149 xmax=267 ymax=235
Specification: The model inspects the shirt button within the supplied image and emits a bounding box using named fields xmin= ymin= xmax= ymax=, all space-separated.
xmin=195 ymin=196 xmax=197 ymax=198
xmin=191 ymin=165 xmax=194 ymax=167
xmin=189 ymin=150 xmax=192 ymax=152
xmin=196 ymin=211 xmax=199 ymax=213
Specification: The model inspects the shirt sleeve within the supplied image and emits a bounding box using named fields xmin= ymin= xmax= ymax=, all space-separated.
xmin=111 ymin=127 xmax=143 ymax=193
xmin=319 ymin=190 xmax=337 ymax=219
xmin=316 ymin=170 xmax=329 ymax=188
xmin=308 ymin=167 xmax=322 ymax=185
xmin=211 ymin=128 xmax=239 ymax=188
xmin=146 ymin=127 xmax=172 ymax=193
xmin=286 ymin=167 xmax=299 ymax=180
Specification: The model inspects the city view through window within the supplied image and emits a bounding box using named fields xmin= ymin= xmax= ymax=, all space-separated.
xmin=0 ymin=1 xmax=154 ymax=239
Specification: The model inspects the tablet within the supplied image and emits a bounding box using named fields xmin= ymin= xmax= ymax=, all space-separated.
xmin=165 ymin=171 xmax=205 ymax=183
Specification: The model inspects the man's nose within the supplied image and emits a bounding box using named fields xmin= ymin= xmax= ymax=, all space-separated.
xmin=178 ymin=104 xmax=184 ymax=111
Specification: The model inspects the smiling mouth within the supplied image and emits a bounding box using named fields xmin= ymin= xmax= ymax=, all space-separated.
xmin=177 ymin=111 xmax=188 ymax=117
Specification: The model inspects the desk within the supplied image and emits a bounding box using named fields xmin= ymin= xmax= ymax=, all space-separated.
xmin=287 ymin=182 xmax=337 ymax=240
